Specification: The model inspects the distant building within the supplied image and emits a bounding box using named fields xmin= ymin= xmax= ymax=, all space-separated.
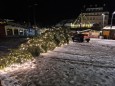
xmin=71 ymin=5 xmax=109 ymax=30
xmin=5 ymin=25 xmax=27 ymax=37
xmin=82 ymin=6 xmax=109 ymax=29
xmin=0 ymin=19 xmax=36 ymax=37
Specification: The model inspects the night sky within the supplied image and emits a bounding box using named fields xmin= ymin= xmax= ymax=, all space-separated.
xmin=0 ymin=0 xmax=114 ymax=26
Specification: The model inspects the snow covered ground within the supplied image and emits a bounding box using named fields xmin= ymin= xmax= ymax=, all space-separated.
xmin=91 ymin=38 xmax=115 ymax=46
xmin=0 ymin=38 xmax=115 ymax=86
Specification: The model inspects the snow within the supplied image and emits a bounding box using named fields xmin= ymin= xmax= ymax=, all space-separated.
xmin=91 ymin=38 xmax=115 ymax=46
xmin=0 ymin=38 xmax=115 ymax=86
xmin=103 ymin=26 xmax=115 ymax=30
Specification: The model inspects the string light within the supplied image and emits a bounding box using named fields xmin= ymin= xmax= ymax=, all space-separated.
xmin=0 ymin=27 xmax=70 ymax=70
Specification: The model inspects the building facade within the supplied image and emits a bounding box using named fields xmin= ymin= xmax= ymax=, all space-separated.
xmin=71 ymin=5 xmax=109 ymax=30
xmin=81 ymin=6 xmax=109 ymax=29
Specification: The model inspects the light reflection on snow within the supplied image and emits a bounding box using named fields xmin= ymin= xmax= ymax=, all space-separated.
xmin=0 ymin=59 xmax=37 ymax=86
xmin=0 ymin=59 xmax=36 ymax=74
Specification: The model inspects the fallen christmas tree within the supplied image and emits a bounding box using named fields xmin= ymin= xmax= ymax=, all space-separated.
xmin=0 ymin=27 xmax=70 ymax=69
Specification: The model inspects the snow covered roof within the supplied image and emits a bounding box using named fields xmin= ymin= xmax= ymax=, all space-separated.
xmin=103 ymin=26 xmax=115 ymax=30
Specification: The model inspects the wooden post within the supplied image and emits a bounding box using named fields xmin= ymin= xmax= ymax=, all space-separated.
xmin=5 ymin=27 xmax=7 ymax=36
xmin=0 ymin=80 xmax=2 ymax=86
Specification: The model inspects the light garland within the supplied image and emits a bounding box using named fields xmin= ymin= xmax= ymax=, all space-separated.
xmin=0 ymin=27 xmax=70 ymax=70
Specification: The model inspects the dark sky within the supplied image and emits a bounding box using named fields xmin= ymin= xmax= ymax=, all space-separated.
xmin=0 ymin=0 xmax=114 ymax=26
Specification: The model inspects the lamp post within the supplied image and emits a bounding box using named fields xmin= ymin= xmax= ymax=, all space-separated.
xmin=102 ymin=13 xmax=105 ymax=28
xmin=110 ymin=11 xmax=115 ymax=29
xmin=109 ymin=11 xmax=115 ymax=39
xmin=33 ymin=3 xmax=38 ymax=27
xmin=28 ymin=3 xmax=38 ymax=27
xmin=28 ymin=5 xmax=32 ymax=27
xmin=99 ymin=13 xmax=105 ymax=38
xmin=33 ymin=3 xmax=38 ymax=36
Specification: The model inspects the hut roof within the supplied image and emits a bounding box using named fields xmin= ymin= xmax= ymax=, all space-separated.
xmin=103 ymin=26 xmax=115 ymax=30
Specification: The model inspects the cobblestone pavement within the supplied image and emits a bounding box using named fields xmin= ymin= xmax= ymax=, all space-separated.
xmin=1 ymin=38 xmax=115 ymax=86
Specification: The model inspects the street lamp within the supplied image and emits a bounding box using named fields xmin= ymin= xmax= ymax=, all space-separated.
xmin=99 ymin=13 xmax=105 ymax=38
xmin=28 ymin=5 xmax=32 ymax=27
xmin=110 ymin=11 xmax=115 ymax=29
xmin=102 ymin=13 xmax=105 ymax=28
xmin=33 ymin=3 xmax=38 ymax=27
xmin=27 ymin=3 xmax=38 ymax=27
xmin=109 ymin=11 xmax=115 ymax=39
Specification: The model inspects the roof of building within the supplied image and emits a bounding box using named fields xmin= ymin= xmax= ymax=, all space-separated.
xmin=103 ymin=26 xmax=115 ymax=30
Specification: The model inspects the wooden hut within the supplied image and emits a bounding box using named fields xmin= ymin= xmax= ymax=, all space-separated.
xmin=102 ymin=26 xmax=115 ymax=39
